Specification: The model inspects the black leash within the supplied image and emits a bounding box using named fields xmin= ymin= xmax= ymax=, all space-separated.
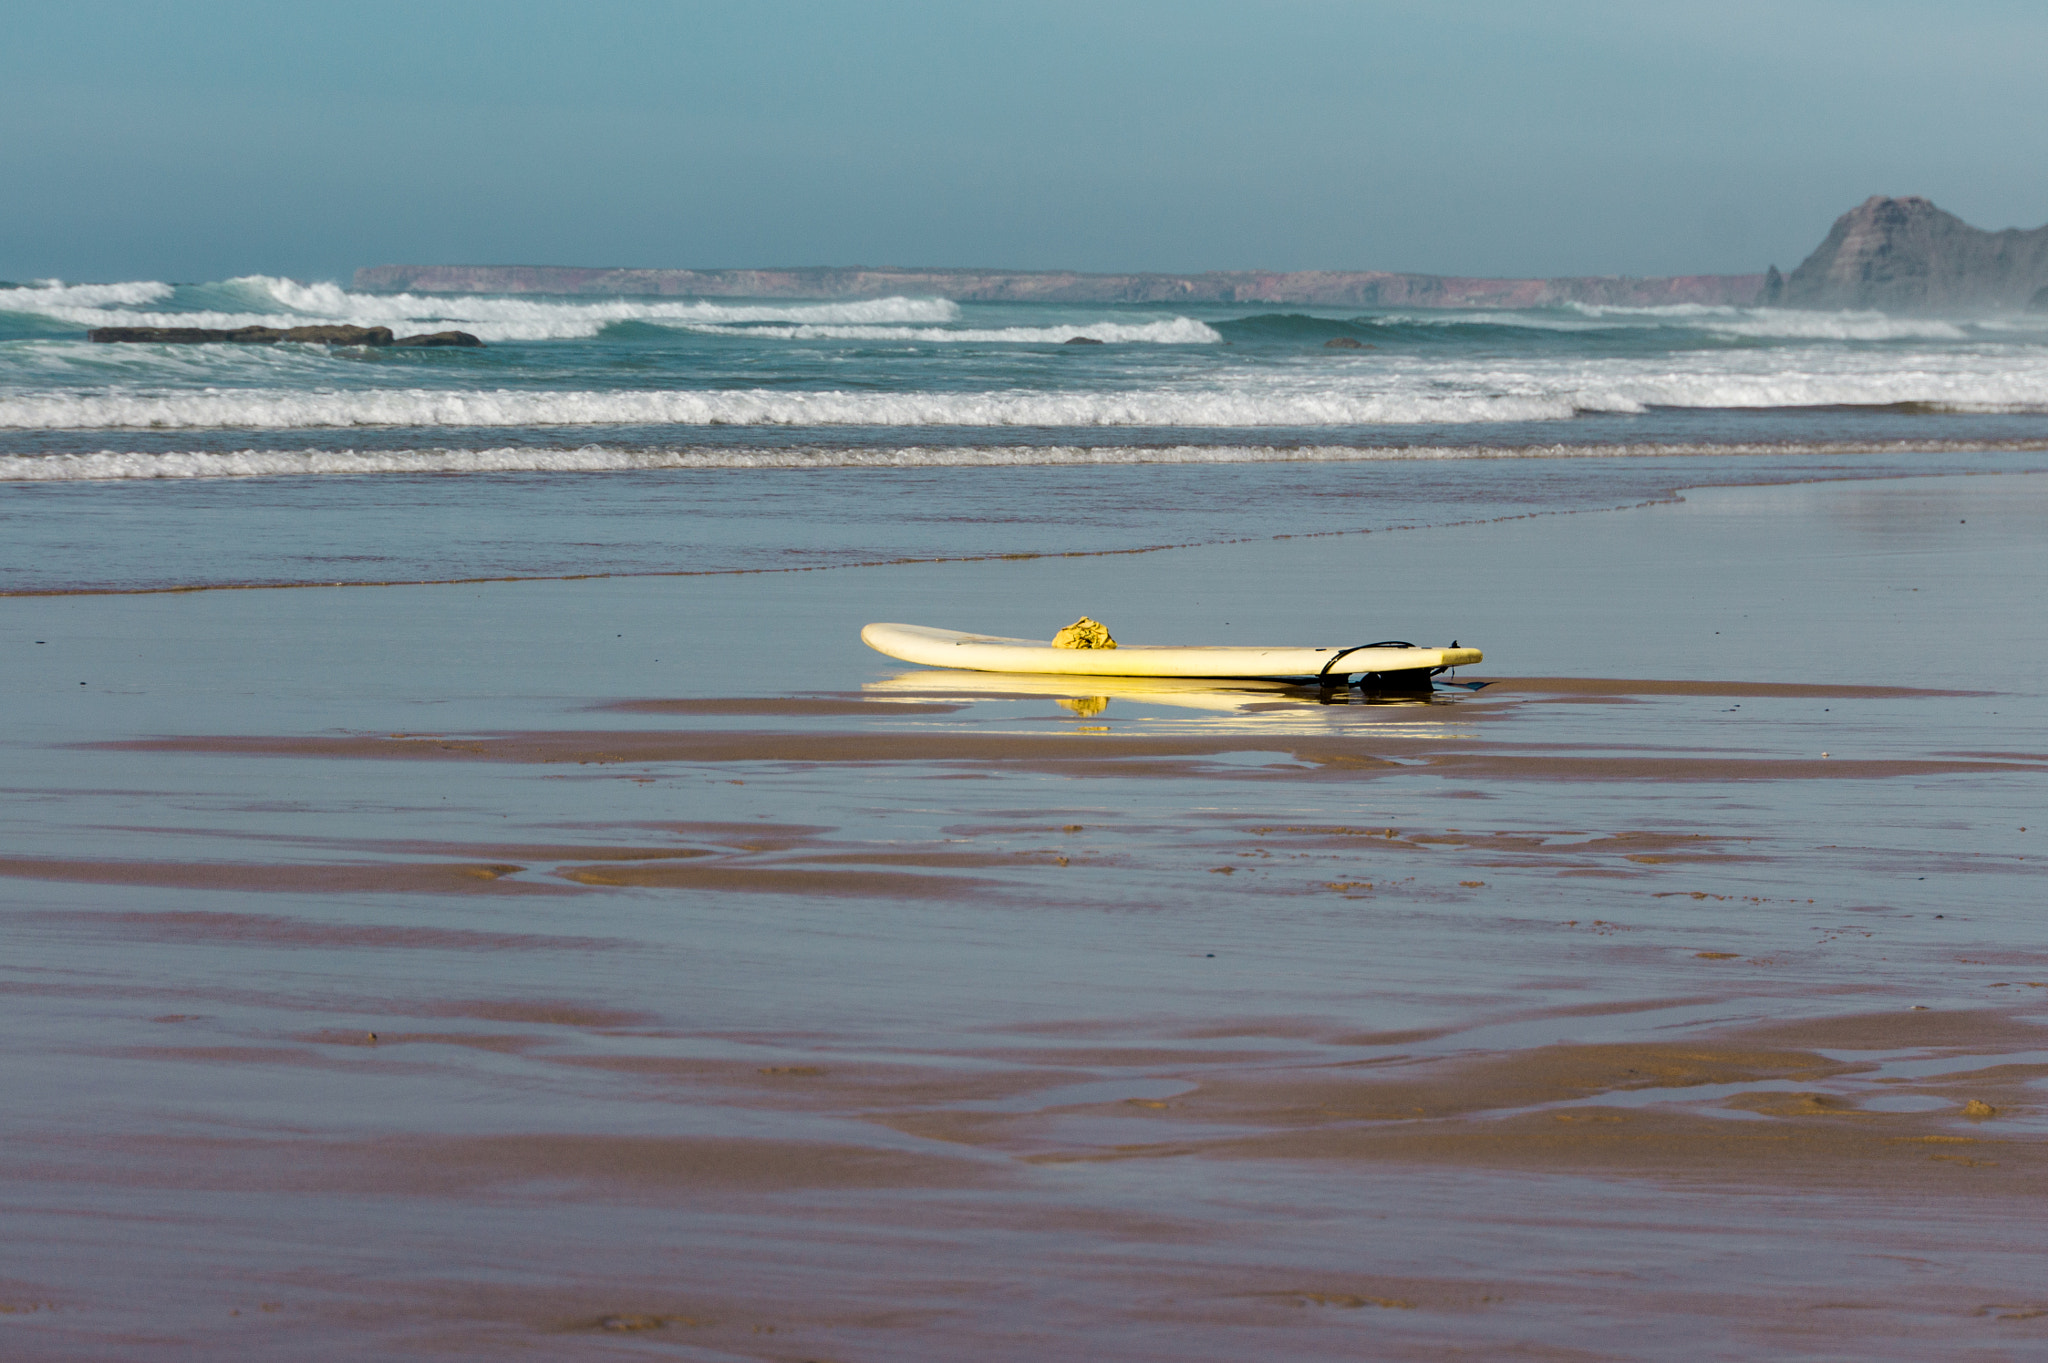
xmin=1318 ymin=640 xmax=1417 ymax=684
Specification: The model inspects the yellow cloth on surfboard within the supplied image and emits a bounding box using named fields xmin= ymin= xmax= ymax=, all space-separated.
xmin=1050 ymin=617 xmax=1117 ymax=649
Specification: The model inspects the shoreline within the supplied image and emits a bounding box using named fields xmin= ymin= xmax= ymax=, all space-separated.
xmin=8 ymin=453 xmax=2046 ymax=598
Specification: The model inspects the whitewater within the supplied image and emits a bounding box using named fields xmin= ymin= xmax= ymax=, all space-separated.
xmin=11 ymin=439 xmax=2048 ymax=484
xmin=5 ymin=276 xmax=2048 ymax=436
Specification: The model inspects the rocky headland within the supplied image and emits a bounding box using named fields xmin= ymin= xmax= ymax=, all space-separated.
xmin=1764 ymin=196 xmax=2048 ymax=313
xmin=352 ymin=263 xmax=1763 ymax=309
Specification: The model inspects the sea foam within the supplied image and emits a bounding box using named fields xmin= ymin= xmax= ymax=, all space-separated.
xmin=0 ymin=279 xmax=176 ymax=310
xmin=674 ymin=318 xmax=1221 ymax=344
xmin=1381 ymin=304 xmax=1986 ymax=341
xmin=0 ymin=386 xmax=1581 ymax=429
xmin=0 ymin=276 xmax=971 ymax=342
xmin=5 ymin=354 xmax=2046 ymax=431
xmin=7 ymin=439 xmax=2045 ymax=482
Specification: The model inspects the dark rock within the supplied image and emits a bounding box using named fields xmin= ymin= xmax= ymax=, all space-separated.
xmin=1759 ymin=265 xmax=1784 ymax=305
xmin=1323 ymin=336 xmax=1370 ymax=349
xmin=280 ymin=324 xmax=394 ymax=345
xmin=391 ymin=330 xmax=485 ymax=347
xmin=2030 ymin=285 xmax=2048 ymax=312
xmin=1778 ymin=196 xmax=2048 ymax=312
xmin=1062 ymin=335 xmax=1106 ymax=344
xmin=90 ymin=327 xmax=235 ymax=343
xmin=88 ymin=323 xmax=480 ymax=347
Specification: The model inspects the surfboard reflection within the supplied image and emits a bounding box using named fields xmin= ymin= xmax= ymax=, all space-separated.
xmin=864 ymin=669 xmax=1459 ymax=714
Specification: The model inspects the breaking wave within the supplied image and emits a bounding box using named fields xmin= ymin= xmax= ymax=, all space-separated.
xmin=0 ymin=276 xmax=1211 ymax=344
xmin=0 ymin=386 xmax=1580 ymax=428
xmin=1362 ymin=304 xmax=1992 ymax=342
xmin=1561 ymin=302 xmax=1979 ymax=342
xmin=0 ymin=279 xmax=177 ymax=309
xmin=0 ymin=276 xmax=966 ymax=342
xmin=674 ymin=318 xmax=1220 ymax=344
xmin=7 ymin=358 xmax=2047 ymax=430
xmin=9 ymin=439 xmax=2046 ymax=482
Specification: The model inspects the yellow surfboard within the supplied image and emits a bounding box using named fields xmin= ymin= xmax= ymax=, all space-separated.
xmin=861 ymin=622 xmax=1481 ymax=680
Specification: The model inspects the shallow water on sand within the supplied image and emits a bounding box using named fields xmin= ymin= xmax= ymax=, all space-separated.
xmin=2 ymin=474 xmax=2045 ymax=1359
xmin=2 ymin=442 xmax=2043 ymax=593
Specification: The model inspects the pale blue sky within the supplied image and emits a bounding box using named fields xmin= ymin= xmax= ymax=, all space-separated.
xmin=5 ymin=0 xmax=2046 ymax=284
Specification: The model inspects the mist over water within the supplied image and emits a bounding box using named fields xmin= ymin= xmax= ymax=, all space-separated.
xmin=3 ymin=275 xmax=2046 ymax=590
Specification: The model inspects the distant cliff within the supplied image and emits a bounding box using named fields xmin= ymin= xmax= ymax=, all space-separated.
xmin=353 ymin=262 xmax=1764 ymax=309
xmin=1767 ymin=196 xmax=2048 ymax=312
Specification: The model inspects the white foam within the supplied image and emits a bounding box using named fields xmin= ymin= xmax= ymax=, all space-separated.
xmin=0 ymin=275 xmax=967 ymax=342
xmin=9 ymin=354 xmax=2048 ymax=429
xmin=1354 ymin=347 xmax=2048 ymax=415
xmin=1569 ymin=301 xmax=1982 ymax=340
xmin=8 ymin=334 xmax=2048 ymax=430
xmin=0 ymin=335 xmax=348 ymax=383
xmin=0 ymin=385 xmax=1580 ymax=429
xmin=240 ymin=276 xmax=969 ymax=337
xmin=675 ymin=318 xmax=1220 ymax=344
xmin=1369 ymin=311 xmax=1619 ymax=332
xmin=1540 ymin=360 xmax=2048 ymax=411
xmin=1564 ymin=303 xmax=1741 ymax=319
xmin=1385 ymin=303 xmax=1981 ymax=341
xmin=1693 ymin=311 xmax=1972 ymax=341
xmin=0 ymin=279 xmax=176 ymax=311
xmin=7 ymin=438 xmax=2043 ymax=482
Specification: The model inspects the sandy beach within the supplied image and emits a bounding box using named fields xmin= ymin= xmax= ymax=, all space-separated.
xmin=0 ymin=469 xmax=2041 ymax=1358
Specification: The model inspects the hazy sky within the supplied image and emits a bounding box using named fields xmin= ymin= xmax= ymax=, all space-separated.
xmin=6 ymin=0 xmax=2046 ymax=285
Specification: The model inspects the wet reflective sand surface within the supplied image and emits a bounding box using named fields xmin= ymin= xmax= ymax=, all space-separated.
xmin=4 ymin=473 xmax=2045 ymax=1359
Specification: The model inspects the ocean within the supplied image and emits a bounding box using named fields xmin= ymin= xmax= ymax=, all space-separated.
xmin=3 ymin=274 xmax=2046 ymax=592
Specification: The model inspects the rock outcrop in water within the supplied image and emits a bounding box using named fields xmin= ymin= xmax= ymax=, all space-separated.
xmin=89 ymin=325 xmax=484 ymax=347
xmin=353 ymin=263 xmax=1765 ymax=309
xmin=386 ymin=330 xmax=486 ymax=347
xmin=1774 ymin=196 xmax=2048 ymax=313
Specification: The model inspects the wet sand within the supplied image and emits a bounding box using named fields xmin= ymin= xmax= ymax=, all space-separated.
xmin=81 ymin=725 xmax=2042 ymax=783
xmin=2 ymin=473 xmax=2045 ymax=1358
